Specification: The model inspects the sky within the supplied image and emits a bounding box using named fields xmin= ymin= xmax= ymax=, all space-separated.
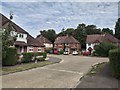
xmin=0 ymin=1 xmax=119 ymax=37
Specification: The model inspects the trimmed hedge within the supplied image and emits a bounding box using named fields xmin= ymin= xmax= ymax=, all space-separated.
xmin=3 ymin=47 xmax=17 ymax=66
xmin=109 ymin=49 xmax=120 ymax=79
xmin=94 ymin=42 xmax=117 ymax=57
xmin=59 ymin=50 xmax=64 ymax=54
xmin=22 ymin=52 xmax=47 ymax=63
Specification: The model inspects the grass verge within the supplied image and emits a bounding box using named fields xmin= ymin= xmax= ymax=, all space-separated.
xmin=2 ymin=61 xmax=54 ymax=75
xmin=87 ymin=62 xmax=107 ymax=76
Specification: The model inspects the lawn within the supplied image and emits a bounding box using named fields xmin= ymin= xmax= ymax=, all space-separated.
xmin=2 ymin=61 xmax=54 ymax=75
xmin=87 ymin=62 xmax=107 ymax=76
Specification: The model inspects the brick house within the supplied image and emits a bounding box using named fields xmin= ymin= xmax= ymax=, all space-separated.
xmin=36 ymin=35 xmax=53 ymax=50
xmin=54 ymin=35 xmax=81 ymax=53
xmin=1 ymin=13 xmax=45 ymax=53
xmin=86 ymin=34 xmax=120 ymax=52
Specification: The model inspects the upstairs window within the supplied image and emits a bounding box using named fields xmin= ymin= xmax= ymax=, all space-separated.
xmin=88 ymin=43 xmax=91 ymax=46
xmin=19 ymin=34 xmax=24 ymax=38
xmin=38 ymin=48 xmax=42 ymax=52
xmin=65 ymin=43 xmax=69 ymax=46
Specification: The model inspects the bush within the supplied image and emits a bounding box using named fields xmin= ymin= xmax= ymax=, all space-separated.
xmin=43 ymin=52 xmax=47 ymax=59
xmin=59 ymin=50 xmax=64 ymax=54
xmin=109 ymin=48 xmax=120 ymax=79
xmin=22 ymin=52 xmax=47 ymax=63
xmin=22 ymin=52 xmax=34 ymax=63
xmin=94 ymin=43 xmax=117 ymax=57
xmin=3 ymin=47 xmax=17 ymax=66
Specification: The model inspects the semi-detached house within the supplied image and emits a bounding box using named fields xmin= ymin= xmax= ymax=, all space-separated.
xmin=1 ymin=13 xmax=45 ymax=53
xmin=54 ymin=35 xmax=81 ymax=54
xmin=86 ymin=33 xmax=120 ymax=52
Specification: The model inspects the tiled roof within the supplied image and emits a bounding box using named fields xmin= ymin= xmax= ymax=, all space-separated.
xmin=36 ymin=35 xmax=52 ymax=44
xmin=54 ymin=35 xmax=80 ymax=44
xmin=27 ymin=34 xmax=45 ymax=47
xmin=14 ymin=41 xmax=28 ymax=46
xmin=1 ymin=13 xmax=44 ymax=47
xmin=86 ymin=34 xmax=120 ymax=43
xmin=0 ymin=13 xmax=28 ymax=34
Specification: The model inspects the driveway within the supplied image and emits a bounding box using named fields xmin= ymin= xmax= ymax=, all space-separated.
xmin=2 ymin=55 xmax=109 ymax=88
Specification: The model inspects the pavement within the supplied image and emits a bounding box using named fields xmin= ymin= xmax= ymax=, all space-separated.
xmin=75 ymin=63 xmax=120 ymax=89
xmin=2 ymin=55 xmax=108 ymax=88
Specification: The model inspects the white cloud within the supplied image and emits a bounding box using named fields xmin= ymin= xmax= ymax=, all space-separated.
xmin=1 ymin=2 xmax=118 ymax=37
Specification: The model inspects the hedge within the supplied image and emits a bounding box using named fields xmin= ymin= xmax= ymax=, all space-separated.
xmin=43 ymin=52 xmax=47 ymax=59
xmin=109 ymin=48 xmax=120 ymax=79
xmin=94 ymin=42 xmax=117 ymax=57
xmin=22 ymin=52 xmax=47 ymax=63
xmin=3 ymin=47 xmax=17 ymax=66
xmin=59 ymin=50 xmax=64 ymax=54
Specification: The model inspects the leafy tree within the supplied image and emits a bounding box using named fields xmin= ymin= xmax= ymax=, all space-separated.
xmin=102 ymin=28 xmax=113 ymax=35
xmin=115 ymin=18 xmax=120 ymax=40
xmin=94 ymin=42 xmax=117 ymax=57
xmin=57 ymin=28 xmax=74 ymax=36
xmin=73 ymin=24 xmax=87 ymax=49
xmin=65 ymin=28 xmax=74 ymax=36
xmin=40 ymin=29 xmax=56 ymax=44
xmin=2 ymin=14 xmax=16 ymax=61
xmin=85 ymin=25 xmax=101 ymax=35
xmin=57 ymin=28 xmax=66 ymax=36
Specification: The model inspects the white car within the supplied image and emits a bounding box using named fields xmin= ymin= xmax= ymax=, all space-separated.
xmin=64 ymin=51 xmax=69 ymax=55
xmin=72 ymin=51 xmax=79 ymax=55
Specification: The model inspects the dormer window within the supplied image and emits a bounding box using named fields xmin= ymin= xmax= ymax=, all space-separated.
xmin=19 ymin=34 xmax=24 ymax=38
xmin=19 ymin=34 xmax=21 ymax=37
xmin=21 ymin=34 xmax=23 ymax=38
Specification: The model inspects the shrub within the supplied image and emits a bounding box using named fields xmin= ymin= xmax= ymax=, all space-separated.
xmin=43 ymin=52 xmax=47 ymax=59
xmin=3 ymin=47 xmax=17 ymax=66
xmin=22 ymin=52 xmax=34 ymax=63
xmin=22 ymin=52 xmax=47 ymax=63
xmin=109 ymin=48 xmax=120 ymax=79
xmin=59 ymin=50 xmax=64 ymax=54
xmin=94 ymin=42 xmax=117 ymax=57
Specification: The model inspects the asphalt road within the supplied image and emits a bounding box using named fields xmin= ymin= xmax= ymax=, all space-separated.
xmin=2 ymin=55 xmax=109 ymax=88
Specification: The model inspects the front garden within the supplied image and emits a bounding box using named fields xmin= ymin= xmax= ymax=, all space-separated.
xmin=87 ymin=42 xmax=120 ymax=79
xmin=2 ymin=60 xmax=54 ymax=75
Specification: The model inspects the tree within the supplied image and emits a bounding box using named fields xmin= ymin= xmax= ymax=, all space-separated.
xmin=73 ymin=24 xmax=87 ymax=49
xmin=65 ymin=28 xmax=74 ymax=36
xmin=85 ymin=25 xmax=101 ymax=35
xmin=115 ymin=18 xmax=120 ymax=40
xmin=2 ymin=13 xmax=16 ymax=62
xmin=102 ymin=28 xmax=113 ymax=35
xmin=40 ymin=29 xmax=56 ymax=44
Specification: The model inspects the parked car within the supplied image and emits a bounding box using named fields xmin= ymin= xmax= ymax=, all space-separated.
xmin=49 ymin=50 xmax=53 ymax=54
xmin=82 ymin=51 xmax=90 ymax=56
xmin=64 ymin=51 xmax=69 ymax=55
xmin=54 ymin=49 xmax=59 ymax=54
xmin=72 ymin=51 xmax=79 ymax=55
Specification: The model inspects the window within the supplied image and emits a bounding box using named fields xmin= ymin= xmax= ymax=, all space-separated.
xmin=29 ymin=49 xmax=33 ymax=52
xmin=21 ymin=34 xmax=24 ymax=38
xmin=19 ymin=34 xmax=24 ymax=38
xmin=65 ymin=43 xmax=69 ymax=46
xmin=88 ymin=43 xmax=91 ymax=46
xmin=38 ymin=48 xmax=42 ymax=52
